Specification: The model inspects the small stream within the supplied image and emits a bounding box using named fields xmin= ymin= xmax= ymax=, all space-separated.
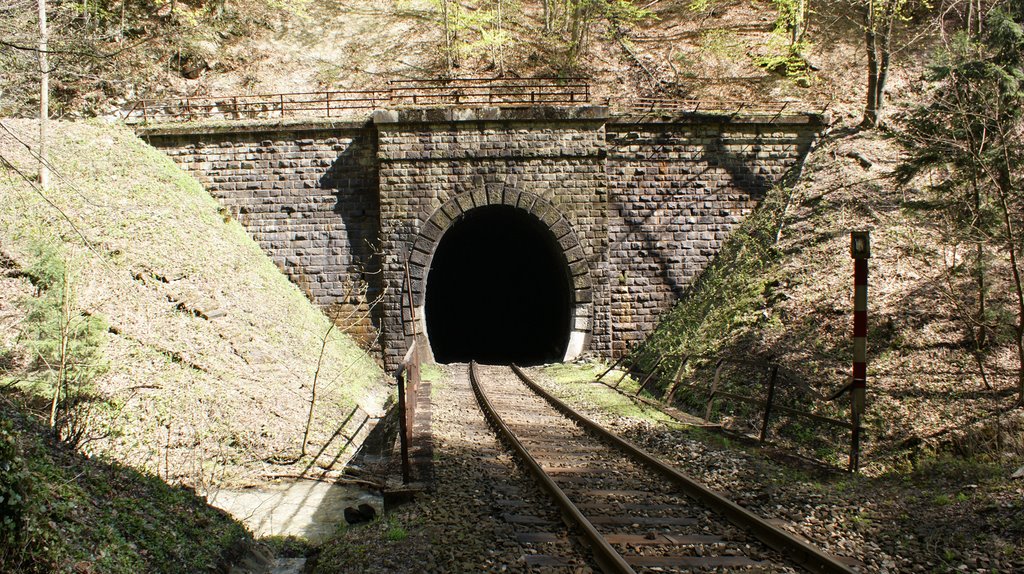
xmin=214 ymin=479 xmax=383 ymax=573
xmin=211 ymin=479 xmax=382 ymax=543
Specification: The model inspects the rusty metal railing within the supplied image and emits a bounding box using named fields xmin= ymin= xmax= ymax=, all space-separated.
xmin=125 ymin=90 xmax=389 ymax=123
xmin=124 ymin=77 xmax=591 ymax=124
xmin=395 ymin=257 xmax=422 ymax=484
xmin=395 ymin=341 xmax=420 ymax=484
xmin=704 ymin=357 xmax=860 ymax=469
xmin=387 ymin=76 xmax=590 ymax=107
xmin=623 ymin=97 xmax=793 ymax=116
xmin=617 ymin=97 xmax=831 ymax=120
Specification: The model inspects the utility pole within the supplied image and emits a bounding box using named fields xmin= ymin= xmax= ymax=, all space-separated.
xmin=38 ymin=0 xmax=50 ymax=190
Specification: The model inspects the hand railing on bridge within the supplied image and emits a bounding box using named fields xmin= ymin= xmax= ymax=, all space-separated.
xmin=125 ymin=90 xmax=390 ymax=123
xmin=622 ymin=97 xmax=794 ymax=116
xmin=124 ymin=77 xmax=591 ymax=124
xmin=618 ymin=97 xmax=831 ymax=120
xmin=387 ymin=77 xmax=590 ymax=107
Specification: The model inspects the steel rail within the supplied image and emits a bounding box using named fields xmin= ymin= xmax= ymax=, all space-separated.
xmin=509 ymin=363 xmax=857 ymax=574
xmin=468 ymin=362 xmax=635 ymax=574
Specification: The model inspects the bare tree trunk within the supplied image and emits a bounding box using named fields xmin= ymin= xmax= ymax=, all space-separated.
xmin=995 ymin=163 xmax=1024 ymax=406
xmin=862 ymin=1 xmax=879 ymax=127
xmin=49 ymin=272 xmax=70 ymax=433
xmin=973 ymin=175 xmax=989 ymax=353
xmin=496 ymin=0 xmax=504 ymax=75
xmin=38 ymin=0 xmax=50 ymax=190
xmin=790 ymin=0 xmax=807 ymax=47
xmin=442 ymin=0 xmax=452 ymax=73
xmin=543 ymin=0 xmax=551 ymax=33
xmin=861 ymin=0 xmax=893 ymax=128
xmin=301 ymin=323 xmax=335 ymax=457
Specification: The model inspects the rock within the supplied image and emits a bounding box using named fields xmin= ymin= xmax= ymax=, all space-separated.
xmin=344 ymin=503 xmax=377 ymax=524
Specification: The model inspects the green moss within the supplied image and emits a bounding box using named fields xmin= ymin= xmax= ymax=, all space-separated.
xmin=0 ymin=405 xmax=249 ymax=574
xmin=644 ymin=186 xmax=790 ymax=364
xmin=419 ymin=363 xmax=444 ymax=383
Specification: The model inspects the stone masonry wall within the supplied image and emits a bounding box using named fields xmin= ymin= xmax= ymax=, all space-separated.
xmin=605 ymin=117 xmax=822 ymax=355
xmin=143 ymin=110 xmax=823 ymax=369
xmin=143 ymin=123 xmax=382 ymax=346
xmin=373 ymin=107 xmax=610 ymax=369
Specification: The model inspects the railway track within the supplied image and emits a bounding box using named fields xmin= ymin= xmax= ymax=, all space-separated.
xmin=469 ymin=362 xmax=857 ymax=574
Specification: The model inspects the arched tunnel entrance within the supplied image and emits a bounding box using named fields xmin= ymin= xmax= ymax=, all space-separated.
xmin=424 ymin=205 xmax=573 ymax=365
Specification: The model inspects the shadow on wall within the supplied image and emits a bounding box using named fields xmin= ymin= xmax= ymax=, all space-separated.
xmin=611 ymin=128 xmax=812 ymax=306
xmin=319 ymin=131 xmax=384 ymax=341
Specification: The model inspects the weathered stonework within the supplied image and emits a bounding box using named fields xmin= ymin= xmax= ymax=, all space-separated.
xmin=145 ymin=122 xmax=382 ymax=346
xmin=373 ymin=107 xmax=610 ymax=366
xmin=604 ymin=116 xmax=820 ymax=354
xmin=142 ymin=108 xmax=824 ymax=370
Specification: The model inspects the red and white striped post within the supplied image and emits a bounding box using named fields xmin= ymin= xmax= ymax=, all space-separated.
xmin=850 ymin=231 xmax=870 ymax=472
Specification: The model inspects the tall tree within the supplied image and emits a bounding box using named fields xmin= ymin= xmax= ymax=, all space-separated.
xmin=899 ymin=0 xmax=1024 ymax=404
xmin=861 ymin=0 xmax=897 ymax=127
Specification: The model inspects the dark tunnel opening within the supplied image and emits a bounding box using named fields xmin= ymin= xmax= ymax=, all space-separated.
xmin=424 ymin=205 xmax=573 ymax=365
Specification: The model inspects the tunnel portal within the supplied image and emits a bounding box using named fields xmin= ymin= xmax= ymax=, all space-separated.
xmin=424 ymin=205 xmax=573 ymax=365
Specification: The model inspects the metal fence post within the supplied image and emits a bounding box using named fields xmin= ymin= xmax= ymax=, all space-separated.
xmin=759 ymin=365 xmax=779 ymax=443
xmin=662 ymin=355 xmax=689 ymax=404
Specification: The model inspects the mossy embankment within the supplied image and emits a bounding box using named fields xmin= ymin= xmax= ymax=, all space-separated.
xmin=0 ymin=119 xmax=388 ymax=571
xmin=0 ymin=405 xmax=249 ymax=573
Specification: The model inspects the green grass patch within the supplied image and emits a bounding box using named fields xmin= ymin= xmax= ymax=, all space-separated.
xmin=542 ymin=362 xmax=675 ymax=425
xmin=384 ymin=517 xmax=408 ymax=542
xmin=419 ymin=363 xmax=444 ymax=383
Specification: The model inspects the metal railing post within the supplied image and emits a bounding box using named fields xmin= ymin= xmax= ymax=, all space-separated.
xmin=662 ymin=355 xmax=689 ymax=404
xmin=759 ymin=365 xmax=779 ymax=443
xmin=634 ymin=355 xmax=666 ymax=397
xmin=397 ymin=363 xmax=411 ymax=483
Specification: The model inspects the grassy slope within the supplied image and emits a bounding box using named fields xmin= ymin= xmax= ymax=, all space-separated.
xmin=0 ymin=119 xmax=387 ymax=495
xmin=640 ymin=127 xmax=1024 ymax=472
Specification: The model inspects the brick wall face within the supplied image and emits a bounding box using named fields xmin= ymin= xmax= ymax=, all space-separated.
xmin=144 ymin=111 xmax=822 ymax=370
xmin=146 ymin=126 xmax=383 ymax=346
xmin=604 ymin=120 xmax=819 ymax=355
